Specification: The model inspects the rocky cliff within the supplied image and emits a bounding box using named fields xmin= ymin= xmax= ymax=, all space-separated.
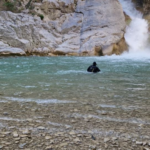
xmin=0 ymin=0 xmax=127 ymax=56
xmin=132 ymin=0 xmax=150 ymax=15
xmin=132 ymin=0 xmax=150 ymax=30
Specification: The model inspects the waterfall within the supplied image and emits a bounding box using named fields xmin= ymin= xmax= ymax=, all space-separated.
xmin=119 ymin=0 xmax=150 ymax=55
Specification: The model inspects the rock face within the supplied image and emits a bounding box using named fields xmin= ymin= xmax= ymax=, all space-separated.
xmin=0 ymin=0 xmax=126 ymax=56
xmin=132 ymin=0 xmax=150 ymax=30
xmin=0 ymin=41 xmax=25 ymax=56
xmin=132 ymin=0 xmax=150 ymax=15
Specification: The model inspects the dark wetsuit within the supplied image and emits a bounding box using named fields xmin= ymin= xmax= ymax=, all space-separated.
xmin=87 ymin=65 xmax=100 ymax=73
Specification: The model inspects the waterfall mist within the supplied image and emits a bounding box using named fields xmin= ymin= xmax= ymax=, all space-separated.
xmin=119 ymin=0 xmax=150 ymax=57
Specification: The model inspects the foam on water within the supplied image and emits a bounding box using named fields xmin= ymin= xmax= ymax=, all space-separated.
xmin=56 ymin=70 xmax=87 ymax=75
xmin=2 ymin=97 xmax=76 ymax=104
xmin=118 ymin=0 xmax=150 ymax=58
xmin=99 ymin=104 xmax=142 ymax=110
xmin=72 ymin=113 xmax=150 ymax=125
xmin=47 ymin=121 xmax=71 ymax=128
xmin=0 ymin=117 xmax=26 ymax=122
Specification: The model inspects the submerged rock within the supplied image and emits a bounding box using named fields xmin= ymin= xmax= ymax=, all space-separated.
xmin=19 ymin=143 xmax=26 ymax=149
xmin=3 ymin=112 xmax=9 ymax=116
xmin=12 ymin=132 xmax=19 ymax=138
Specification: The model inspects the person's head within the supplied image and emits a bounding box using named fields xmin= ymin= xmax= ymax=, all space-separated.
xmin=93 ymin=62 xmax=97 ymax=66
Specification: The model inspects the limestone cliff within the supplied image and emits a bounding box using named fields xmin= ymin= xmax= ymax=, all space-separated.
xmin=0 ymin=0 xmax=127 ymax=56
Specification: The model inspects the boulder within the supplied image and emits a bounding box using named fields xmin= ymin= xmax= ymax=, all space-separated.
xmin=79 ymin=0 xmax=126 ymax=56
xmin=0 ymin=41 xmax=25 ymax=56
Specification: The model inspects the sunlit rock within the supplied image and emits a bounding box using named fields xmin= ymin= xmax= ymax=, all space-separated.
xmin=0 ymin=0 xmax=126 ymax=56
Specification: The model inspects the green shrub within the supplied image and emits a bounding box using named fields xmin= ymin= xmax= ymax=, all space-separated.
xmin=29 ymin=5 xmax=34 ymax=10
xmin=3 ymin=0 xmax=21 ymax=12
xmin=38 ymin=14 xmax=44 ymax=20
xmin=31 ymin=12 xmax=35 ymax=16
xmin=25 ymin=0 xmax=33 ymax=9
xmin=4 ymin=1 xmax=15 ymax=11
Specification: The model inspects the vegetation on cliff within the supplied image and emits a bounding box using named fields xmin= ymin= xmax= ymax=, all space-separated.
xmin=133 ymin=0 xmax=150 ymax=15
xmin=0 ymin=0 xmax=22 ymax=12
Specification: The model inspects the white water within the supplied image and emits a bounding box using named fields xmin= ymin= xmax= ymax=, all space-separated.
xmin=119 ymin=0 xmax=150 ymax=56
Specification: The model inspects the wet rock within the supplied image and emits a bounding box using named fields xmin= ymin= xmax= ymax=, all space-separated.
xmin=22 ymin=129 xmax=30 ymax=135
xmin=104 ymin=138 xmax=110 ymax=142
xmin=143 ymin=148 xmax=150 ymax=150
xmin=69 ymin=131 xmax=76 ymax=135
xmin=138 ymin=124 xmax=144 ymax=127
xmin=88 ymin=130 xmax=93 ymax=134
xmin=143 ymin=141 xmax=147 ymax=146
xmin=1 ymin=132 xmax=10 ymax=135
xmin=45 ymin=146 xmax=53 ymax=150
xmin=45 ymin=142 xmax=52 ymax=146
xmin=15 ymin=141 xmax=19 ymax=144
xmin=77 ymin=134 xmax=82 ymax=137
xmin=73 ymin=138 xmax=80 ymax=143
xmin=31 ymin=109 xmax=37 ymax=112
xmin=14 ymin=137 xmax=20 ymax=141
xmin=74 ymin=109 xmax=79 ymax=112
xmin=39 ymin=133 xmax=46 ymax=137
xmin=1 ymin=141 xmax=6 ymax=144
xmin=105 ymin=144 xmax=108 ymax=148
xmin=19 ymin=143 xmax=26 ymax=149
xmin=136 ymin=141 xmax=143 ymax=145
xmin=50 ymin=140 xmax=54 ymax=144
xmin=26 ymin=119 xmax=33 ymax=122
xmin=101 ymin=111 xmax=107 ymax=115
xmin=55 ymin=132 xmax=64 ymax=136
xmin=0 ymin=145 xmax=3 ymax=149
xmin=71 ymin=120 xmax=76 ymax=123
xmin=89 ymin=145 xmax=96 ymax=150
xmin=0 ymin=135 xmax=5 ymax=138
xmin=84 ymin=118 xmax=90 ymax=122
xmin=9 ymin=126 xmax=16 ymax=129
xmin=37 ymin=126 xmax=45 ymax=130
xmin=88 ymin=115 xmax=93 ymax=119
xmin=91 ymin=135 xmax=96 ymax=140
xmin=65 ymin=125 xmax=71 ymax=129
xmin=5 ymin=142 xmax=11 ymax=145
xmin=44 ymin=114 xmax=49 ymax=118
xmin=45 ymin=136 xmax=51 ymax=140
xmin=112 ymin=137 xmax=118 ymax=141
xmin=13 ymin=131 xmax=19 ymax=138
xmin=3 ymin=112 xmax=9 ymax=115
xmin=20 ymin=135 xmax=28 ymax=138
xmin=123 ymin=138 xmax=129 ymax=142
xmin=59 ymin=143 xmax=68 ymax=147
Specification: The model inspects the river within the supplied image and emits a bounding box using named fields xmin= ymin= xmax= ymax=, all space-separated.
xmin=0 ymin=55 xmax=150 ymax=109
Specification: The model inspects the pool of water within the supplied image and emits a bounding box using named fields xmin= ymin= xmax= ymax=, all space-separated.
xmin=0 ymin=55 xmax=150 ymax=107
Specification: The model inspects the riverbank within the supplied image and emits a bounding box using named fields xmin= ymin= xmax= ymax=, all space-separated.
xmin=0 ymin=98 xmax=150 ymax=150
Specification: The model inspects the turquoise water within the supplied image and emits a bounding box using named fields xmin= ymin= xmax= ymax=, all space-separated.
xmin=0 ymin=56 xmax=150 ymax=106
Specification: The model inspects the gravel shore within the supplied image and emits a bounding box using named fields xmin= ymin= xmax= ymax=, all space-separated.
xmin=0 ymin=99 xmax=150 ymax=150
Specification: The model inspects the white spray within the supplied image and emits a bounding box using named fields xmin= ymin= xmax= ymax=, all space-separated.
xmin=118 ymin=0 xmax=150 ymax=56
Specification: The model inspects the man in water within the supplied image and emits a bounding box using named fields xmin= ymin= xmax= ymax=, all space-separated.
xmin=87 ymin=62 xmax=100 ymax=73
